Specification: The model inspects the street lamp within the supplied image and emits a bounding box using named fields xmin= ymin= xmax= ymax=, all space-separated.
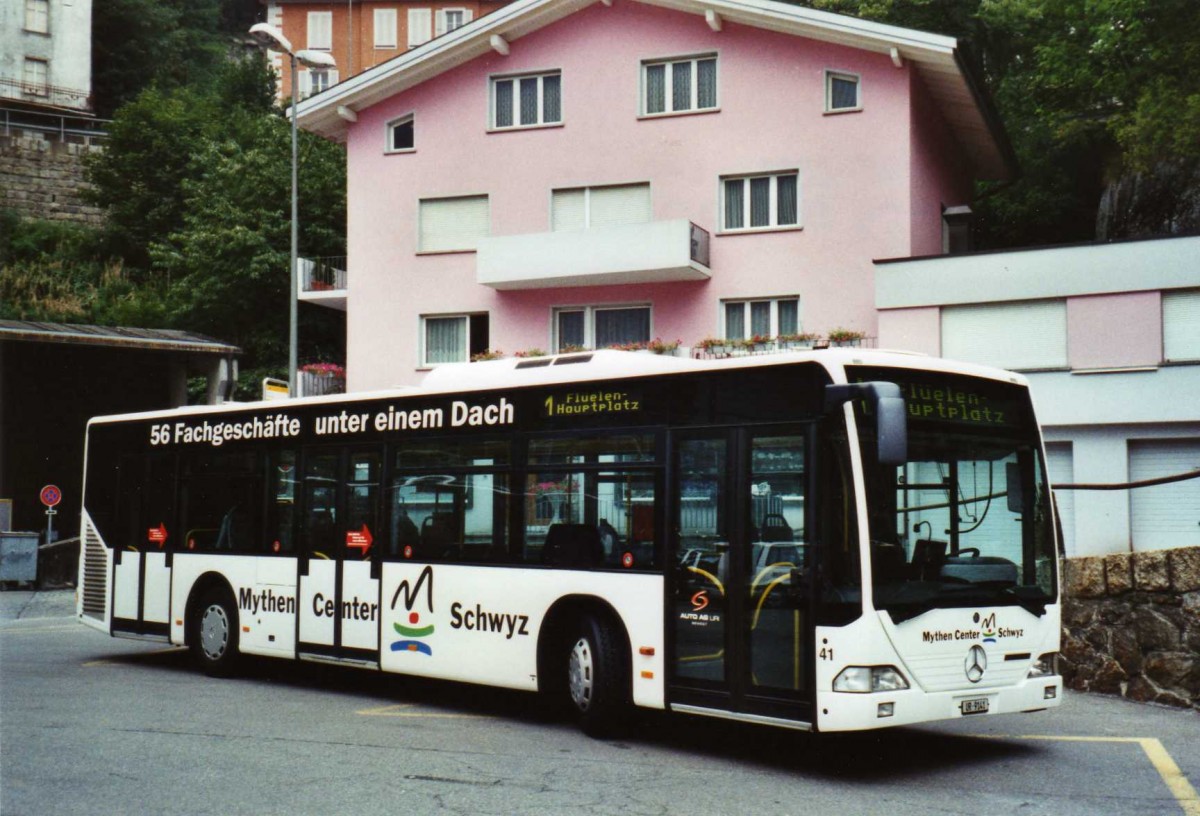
xmin=249 ymin=23 xmax=337 ymax=398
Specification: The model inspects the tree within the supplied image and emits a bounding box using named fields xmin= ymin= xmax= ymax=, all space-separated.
xmin=149 ymin=109 xmax=347 ymax=399
xmin=91 ymin=0 xmax=225 ymax=117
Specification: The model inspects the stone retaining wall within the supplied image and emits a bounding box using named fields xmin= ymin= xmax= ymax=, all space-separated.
xmin=0 ymin=130 xmax=104 ymax=225
xmin=1061 ymin=546 xmax=1200 ymax=711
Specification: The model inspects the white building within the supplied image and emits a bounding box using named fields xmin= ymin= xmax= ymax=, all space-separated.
xmin=877 ymin=234 xmax=1200 ymax=557
xmin=1 ymin=0 xmax=93 ymax=112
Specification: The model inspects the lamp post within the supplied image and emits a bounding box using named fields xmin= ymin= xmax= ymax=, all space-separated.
xmin=249 ymin=23 xmax=337 ymax=397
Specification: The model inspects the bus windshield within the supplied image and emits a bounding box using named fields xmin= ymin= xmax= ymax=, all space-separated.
xmin=850 ymin=367 xmax=1058 ymax=623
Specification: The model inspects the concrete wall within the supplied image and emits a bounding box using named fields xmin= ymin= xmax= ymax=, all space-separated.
xmin=1061 ymin=547 xmax=1200 ymax=712
xmin=0 ymin=129 xmax=104 ymax=225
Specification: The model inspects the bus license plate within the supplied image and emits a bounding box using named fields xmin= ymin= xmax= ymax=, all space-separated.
xmin=960 ymin=698 xmax=989 ymax=715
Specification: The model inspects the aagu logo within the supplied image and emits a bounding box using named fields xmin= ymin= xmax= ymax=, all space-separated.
xmin=691 ymin=590 xmax=710 ymax=612
xmin=390 ymin=566 xmax=435 ymax=656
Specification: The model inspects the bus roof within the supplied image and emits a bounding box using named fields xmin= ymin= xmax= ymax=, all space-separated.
xmin=84 ymin=348 xmax=1029 ymax=427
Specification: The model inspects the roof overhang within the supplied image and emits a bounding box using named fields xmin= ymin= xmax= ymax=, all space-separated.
xmin=295 ymin=0 xmax=1015 ymax=180
xmin=0 ymin=321 xmax=242 ymax=356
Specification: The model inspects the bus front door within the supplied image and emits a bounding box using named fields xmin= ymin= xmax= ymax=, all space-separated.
xmin=669 ymin=429 xmax=814 ymax=725
xmin=297 ymin=447 xmax=383 ymax=664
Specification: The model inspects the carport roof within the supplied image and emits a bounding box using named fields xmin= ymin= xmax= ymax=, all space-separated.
xmin=0 ymin=321 xmax=241 ymax=355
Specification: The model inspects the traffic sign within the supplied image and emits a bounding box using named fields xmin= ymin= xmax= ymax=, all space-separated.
xmin=39 ymin=485 xmax=62 ymax=508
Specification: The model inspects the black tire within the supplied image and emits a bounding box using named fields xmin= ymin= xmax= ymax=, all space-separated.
xmin=190 ymin=587 xmax=241 ymax=677
xmin=566 ymin=615 xmax=629 ymax=738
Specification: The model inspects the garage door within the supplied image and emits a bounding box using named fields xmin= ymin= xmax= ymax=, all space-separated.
xmin=1129 ymin=439 xmax=1200 ymax=551
xmin=1046 ymin=443 xmax=1076 ymax=557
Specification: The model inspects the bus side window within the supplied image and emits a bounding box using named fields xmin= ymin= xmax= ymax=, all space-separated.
xmin=180 ymin=450 xmax=264 ymax=553
xmin=266 ymin=449 xmax=297 ymax=553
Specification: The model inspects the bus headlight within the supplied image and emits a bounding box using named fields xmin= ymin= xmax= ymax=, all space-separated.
xmin=833 ymin=666 xmax=910 ymax=693
xmin=1028 ymin=653 xmax=1059 ymax=678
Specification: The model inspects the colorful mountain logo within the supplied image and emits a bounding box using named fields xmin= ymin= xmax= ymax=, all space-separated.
xmin=981 ymin=612 xmax=997 ymax=644
xmin=391 ymin=611 xmax=434 ymax=655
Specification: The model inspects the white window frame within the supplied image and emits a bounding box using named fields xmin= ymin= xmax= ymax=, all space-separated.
xmin=23 ymin=58 xmax=48 ymax=96
xmin=489 ymin=71 xmax=562 ymax=131
xmin=436 ymin=8 xmax=472 ymax=36
xmin=374 ymin=8 xmax=398 ymax=49
xmin=298 ymin=68 xmax=338 ymax=100
xmin=552 ymin=304 xmax=652 ymax=351
xmin=386 ymin=113 xmax=415 ymax=153
xmin=720 ymin=297 xmax=801 ymax=340
xmin=550 ymin=183 xmax=652 ymax=231
xmin=640 ymin=54 xmax=718 ymax=117
xmin=408 ymin=8 xmax=433 ymax=47
xmin=25 ymin=0 xmax=49 ymax=33
xmin=418 ymin=194 xmax=490 ymax=253
xmin=824 ymin=70 xmax=862 ymax=113
xmin=719 ymin=171 xmax=801 ymax=233
xmin=420 ymin=313 xmax=485 ymax=367
xmin=307 ymin=11 xmax=333 ymax=50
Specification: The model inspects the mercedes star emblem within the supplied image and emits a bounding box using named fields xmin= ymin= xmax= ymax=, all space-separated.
xmin=965 ymin=645 xmax=988 ymax=683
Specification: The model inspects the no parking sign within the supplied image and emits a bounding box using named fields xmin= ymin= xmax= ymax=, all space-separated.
xmin=40 ymin=485 xmax=62 ymax=508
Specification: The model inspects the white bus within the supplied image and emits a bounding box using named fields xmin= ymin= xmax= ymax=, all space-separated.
xmin=77 ymin=349 xmax=1062 ymax=735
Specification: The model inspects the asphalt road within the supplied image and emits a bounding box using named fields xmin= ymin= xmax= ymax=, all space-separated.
xmin=2 ymin=591 xmax=1198 ymax=816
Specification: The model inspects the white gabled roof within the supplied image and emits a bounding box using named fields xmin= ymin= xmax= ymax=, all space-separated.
xmin=295 ymin=0 xmax=1014 ymax=179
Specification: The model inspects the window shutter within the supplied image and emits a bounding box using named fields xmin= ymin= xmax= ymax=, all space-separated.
xmin=552 ymin=189 xmax=586 ymax=232
xmin=307 ymin=12 xmax=332 ymax=49
xmin=419 ymin=196 xmax=489 ymax=252
xmin=588 ymin=184 xmax=652 ymax=228
xmin=941 ymin=300 xmax=1067 ymax=370
xmin=1163 ymin=289 xmax=1200 ymax=361
xmin=462 ymin=9 xmax=473 ymax=23
xmin=435 ymin=9 xmax=447 ymax=37
xmin=297 ymin=70 xmax=311 ymax=100
xmin=408 ymin=9 xmax=432 ymax=46
xmin=374 ymin=9 xmax=397 ymax=48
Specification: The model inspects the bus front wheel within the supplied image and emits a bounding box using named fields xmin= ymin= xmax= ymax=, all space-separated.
xmin=190 ymin=587 xmax=241 ymax=677
xmin=566 ymin=615 xmax=628 ymax=738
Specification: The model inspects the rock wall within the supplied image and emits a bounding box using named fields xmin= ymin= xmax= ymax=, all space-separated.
xmin=1061 ymin=546 xmax=1200 ymax=711
xmin=0 ymin=129 xmax=104 ymax=225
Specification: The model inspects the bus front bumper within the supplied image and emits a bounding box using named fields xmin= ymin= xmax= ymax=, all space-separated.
xmin=816 ymin=675 xmax=1064 ymax=732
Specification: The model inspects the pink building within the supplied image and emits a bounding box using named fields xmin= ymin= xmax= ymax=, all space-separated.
xmin=296 ymin=0 xmax=1013 ymax=391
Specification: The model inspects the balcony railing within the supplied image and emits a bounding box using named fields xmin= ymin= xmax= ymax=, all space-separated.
xmin=1 ymin=103 xmax=107 ymax=142
xmin=0 ymin=77 xmax=92 ymax=112
xmin=298 ymin=369 xmax=346 ymax=396
xmin=297 ymin=256 xmax=347 ymax=310
xmin=477 ymin=219 xmax=712 ymax=290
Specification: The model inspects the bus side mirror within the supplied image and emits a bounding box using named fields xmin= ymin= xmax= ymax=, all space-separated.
xmin=825 ymin=382 xmax=908 ymax=466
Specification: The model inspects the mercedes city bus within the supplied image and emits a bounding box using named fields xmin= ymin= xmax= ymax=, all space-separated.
xmin=77 ymin=349 xmax=1062 ymax=735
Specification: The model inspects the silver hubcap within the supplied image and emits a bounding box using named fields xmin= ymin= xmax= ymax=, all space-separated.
xmin=200 ymin=604 xmax=229 ymax=661
xmin=568 ymin=636 xmax=594 ymax=712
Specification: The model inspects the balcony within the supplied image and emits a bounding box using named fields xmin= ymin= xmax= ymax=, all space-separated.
xmin=297 ymin=256 xmax=347 ymax=310
xmin=476 ymin=219 xmax=711 ymax=290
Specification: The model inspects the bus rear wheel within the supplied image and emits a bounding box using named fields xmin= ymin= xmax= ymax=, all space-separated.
xmin=190 ymin=588 xmax=241 ymax=677
xmin=566 ymin=615 xmax=628 ymax=738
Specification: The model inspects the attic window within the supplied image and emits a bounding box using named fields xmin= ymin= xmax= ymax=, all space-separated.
xmin=825 ymin=71 xmax=860 ymax=113
xmin=387 ymin=114 xmax=414 ymax=153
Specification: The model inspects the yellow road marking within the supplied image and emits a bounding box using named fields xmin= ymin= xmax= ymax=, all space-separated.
xmin=981 ymin=735 xmax=1199 ymax=815
xmin=357 ymin=703 xmax=487 ymax=720
xmin=83 ymin=647 xmax=186 ymax=667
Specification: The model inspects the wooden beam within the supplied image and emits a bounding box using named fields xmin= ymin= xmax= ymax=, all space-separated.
xmin=706 ymin=9 xmax=722 ymax=31
xmin=336 ymin=105 xmax=358 ymax=123
xmin=490 ymin=34 xmax=510 ymax=55
xmin=890 ymin=47 xmax=904 ymax=68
